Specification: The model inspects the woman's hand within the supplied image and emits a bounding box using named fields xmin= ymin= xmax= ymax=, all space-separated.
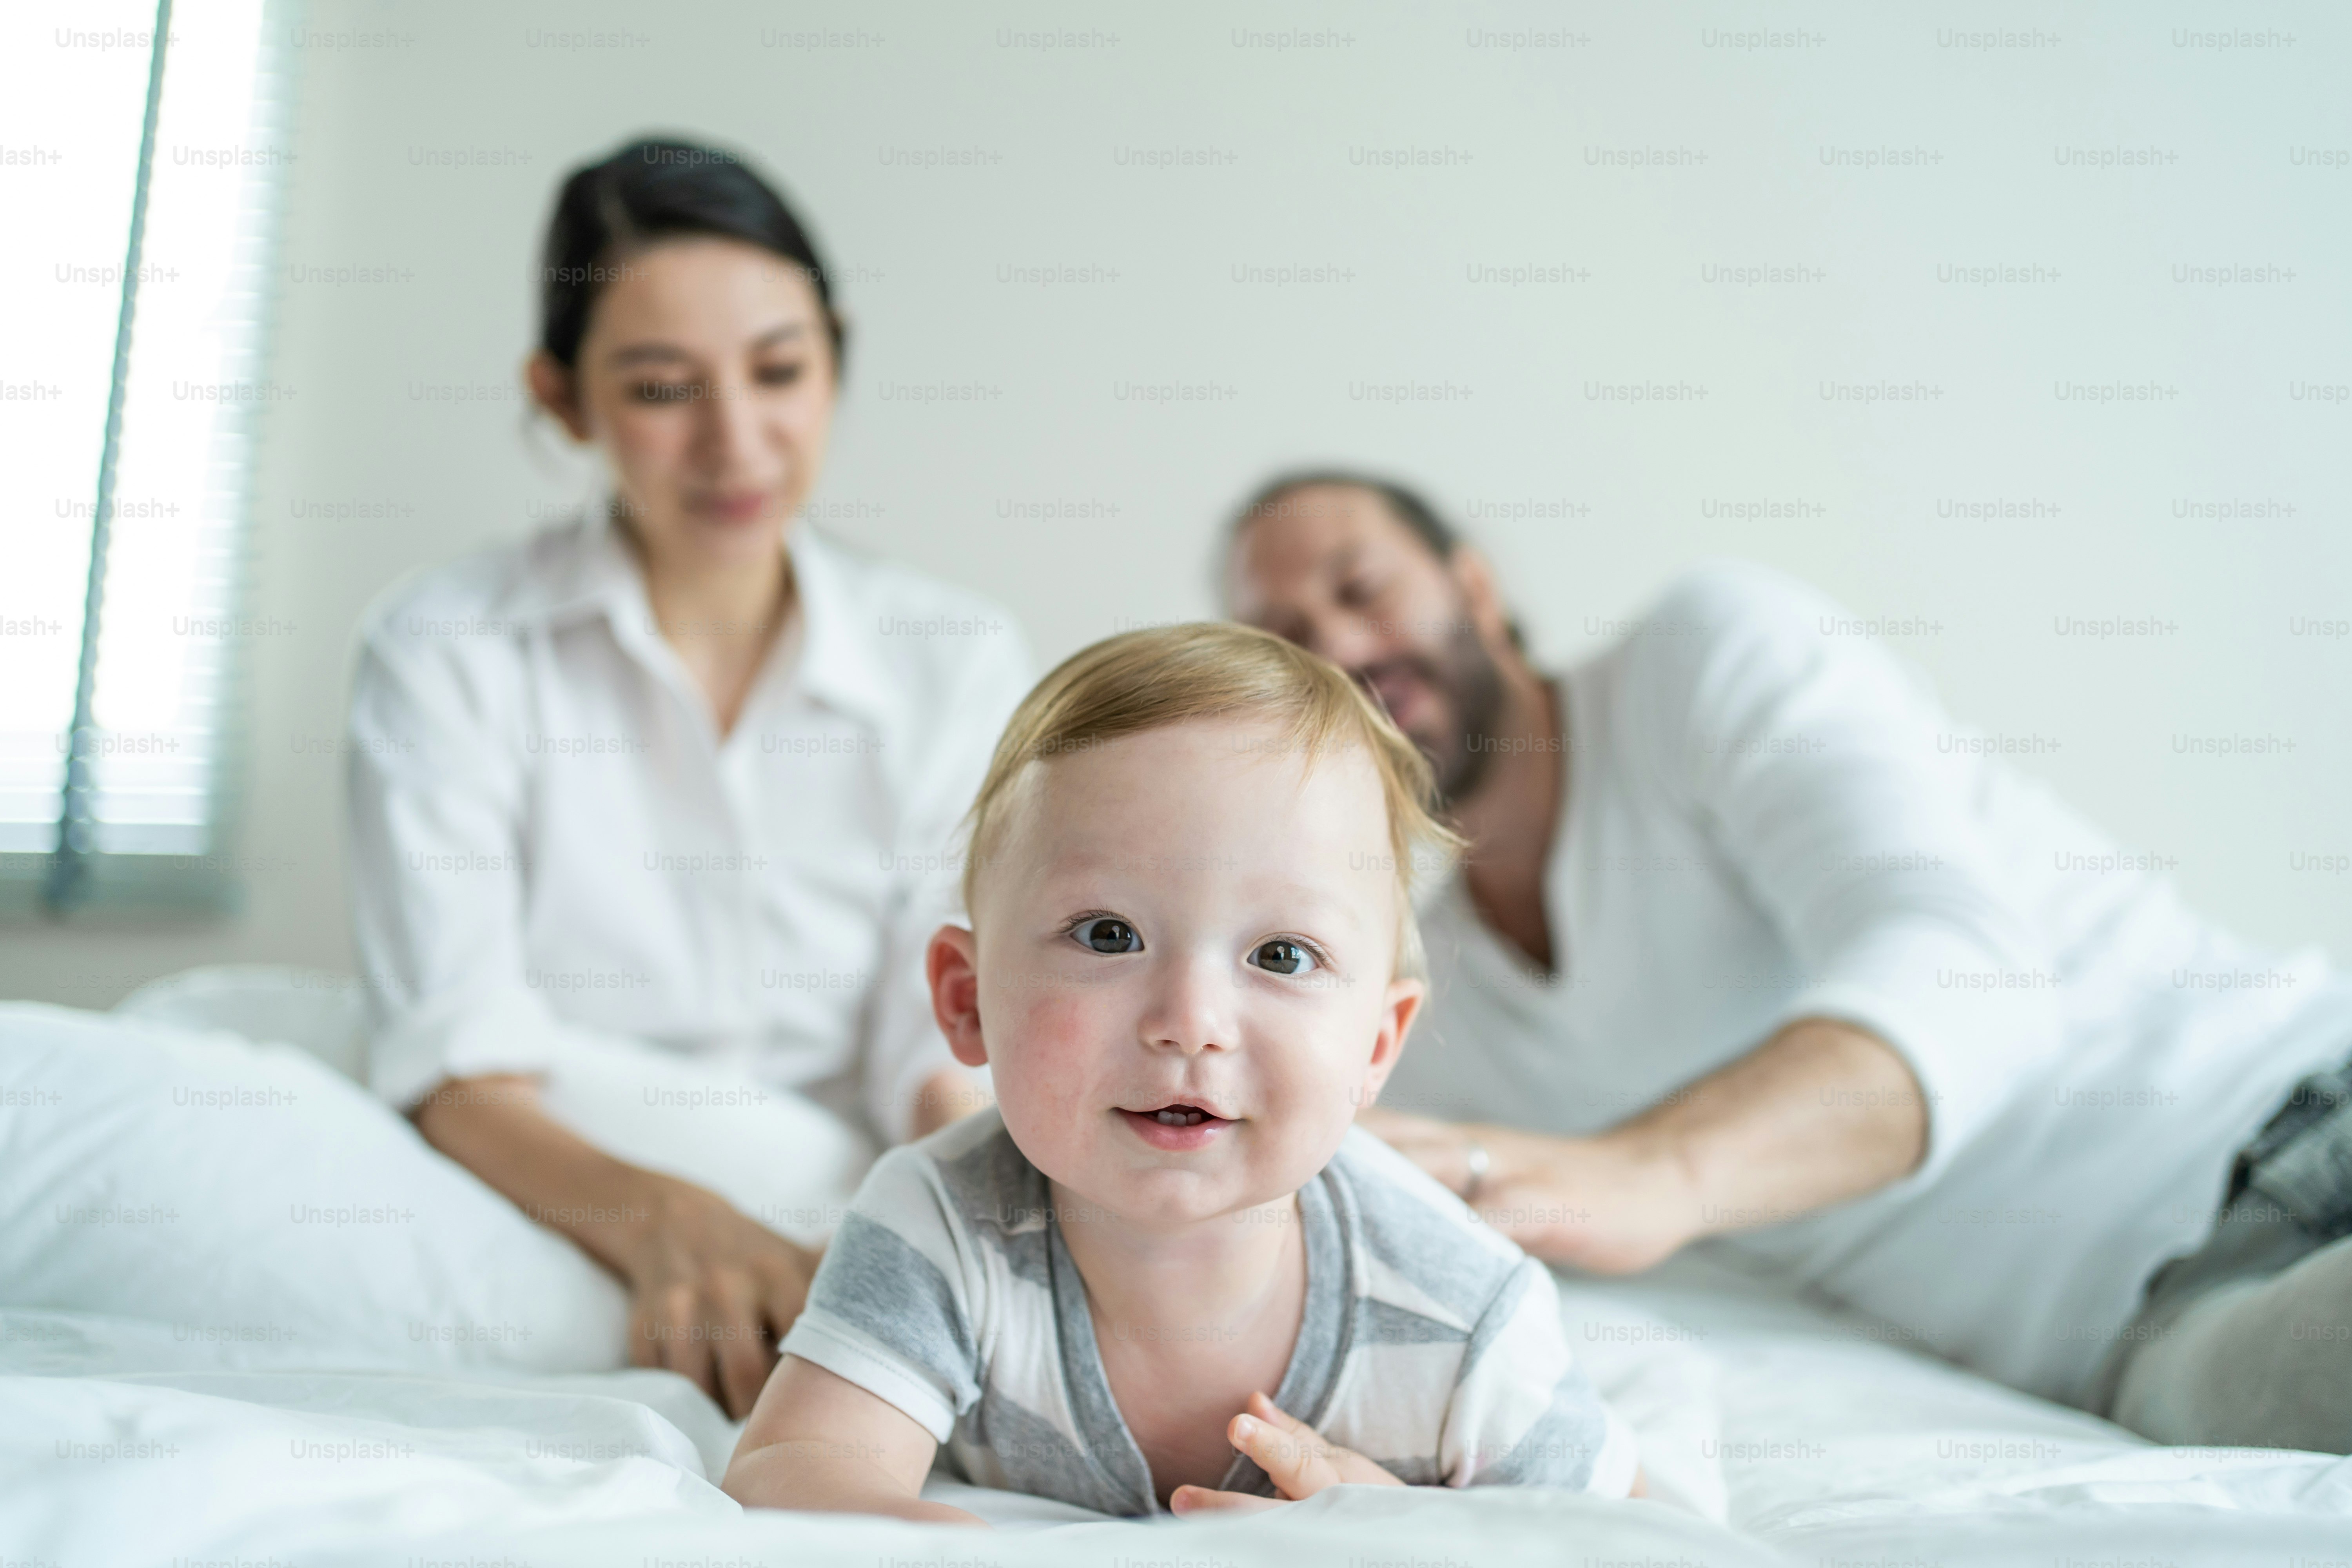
xmin=615 ymin=1176 xmax=821 ymax=1419
xmin=906 ymin=1065 xmax=992 ymax=1139
xmin=412 ymin=1075 xmax=824 ymax=1420
xmin=1169 ymin=1393 xmax=1405 ymax=1516
xmin=1356 ymin=1107 xmax=1699 ymax=1275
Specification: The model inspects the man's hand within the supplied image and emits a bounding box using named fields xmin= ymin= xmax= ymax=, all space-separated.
xmin=1359 ymin=1018 xmax=1929 ymax=1273
xmin=1358 ymin=1109 xmax=1699 ymax=1274
xmin=616 ymin=1177 xmax=820 ymax=1419
xmin=1169 ymin=1393 xmax=1405 ymax=1515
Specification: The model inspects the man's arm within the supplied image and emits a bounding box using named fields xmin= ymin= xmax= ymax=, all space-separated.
xmin=1363 ymin=1016 xmax=1927 ymax=1273
xmin=724 ymin=1354 xmax=984 ymax=1525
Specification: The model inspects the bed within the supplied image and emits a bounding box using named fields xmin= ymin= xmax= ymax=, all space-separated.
xmin=3 ymin=977 xmax=2347 ymax=1566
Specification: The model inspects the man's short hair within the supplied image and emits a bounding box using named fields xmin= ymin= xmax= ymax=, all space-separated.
xmin=1225 ymin=469 xmax=1525 ymax=651
xmin=1229 ymin=470 xmax=1461 ymax=562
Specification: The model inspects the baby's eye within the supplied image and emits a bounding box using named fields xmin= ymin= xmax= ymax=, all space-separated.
xmin=1074 ymin=917 xmax=1141 ymax=955
xmin=1251 ymin=939 xmax=1318 ymax=977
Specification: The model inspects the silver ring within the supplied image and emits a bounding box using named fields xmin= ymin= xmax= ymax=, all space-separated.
xmin=1461 ymin=1138 xmax=1490 ymax=1204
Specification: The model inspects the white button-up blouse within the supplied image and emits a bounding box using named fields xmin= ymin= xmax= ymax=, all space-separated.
xmin=345 ymin=510 xmax=1032 ymax=1142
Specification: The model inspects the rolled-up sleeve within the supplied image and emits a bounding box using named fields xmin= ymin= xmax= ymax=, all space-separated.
xmin=1622 ymin=566 xmax=2065 ymax=1182
xmin=858 ymin=622 xmax=1034 ymax=1143
xmin=347 ymin=615 xmax=566 ymax=1109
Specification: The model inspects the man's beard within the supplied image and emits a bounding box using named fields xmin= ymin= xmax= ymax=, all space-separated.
xmin=1359 ymin=619 xmax=1507 ymax=808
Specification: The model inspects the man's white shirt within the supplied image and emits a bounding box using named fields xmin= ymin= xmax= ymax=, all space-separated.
xmin=1393 ymin=561 xmax=2352 ymax=1404
xmin=347 ymin=510 xmax=1031 ymax=1143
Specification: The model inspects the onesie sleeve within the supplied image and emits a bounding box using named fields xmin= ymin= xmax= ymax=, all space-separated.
xmin=778 ymin=1145 xmax=984 ymax=1441
xmin=1445 ymin=1259 xmax=1639 ymax=1496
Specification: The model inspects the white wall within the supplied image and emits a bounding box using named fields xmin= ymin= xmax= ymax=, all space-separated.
xmin=6 ymin=0 xmax=2348 ymax=1006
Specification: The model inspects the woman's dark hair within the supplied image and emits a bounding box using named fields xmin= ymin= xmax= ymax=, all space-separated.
xmin=537 ymin=136 xmax=846 ymax=374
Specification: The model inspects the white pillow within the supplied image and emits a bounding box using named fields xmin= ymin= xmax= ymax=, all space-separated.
xmin=0 ymin=1002 xmax=627 ymax=1372
xmin=109 ymin=965 xmax=877 ymax=1247
xmin=114 ymin=963 xmax=369 ymax=1082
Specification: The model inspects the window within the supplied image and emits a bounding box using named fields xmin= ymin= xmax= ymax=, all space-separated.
xmin=0 ymin=0 xmax=289 ymax=913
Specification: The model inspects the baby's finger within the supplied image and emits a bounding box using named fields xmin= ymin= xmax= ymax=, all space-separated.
xmin=1244 ymin=1391 xmax=1318 ymax=1434
xmin=1169 ymin=1486 xmax=1286 ymax=1517
xmin=1247 ymin=1394 xmax=1403 ymax=1488
xmin=1230 ymin=1410 xmax=1341 ymax=1500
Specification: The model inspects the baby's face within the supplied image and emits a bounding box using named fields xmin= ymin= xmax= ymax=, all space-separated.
xmin=953 ymin=718 xmax=1423 ymax=1230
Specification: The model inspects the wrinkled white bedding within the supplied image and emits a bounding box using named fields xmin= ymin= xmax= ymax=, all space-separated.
xmin=5 ymin=988 xmax=2350 ymax=1565
xmin=8 ymin=1257 xmax=2350 ymax=1568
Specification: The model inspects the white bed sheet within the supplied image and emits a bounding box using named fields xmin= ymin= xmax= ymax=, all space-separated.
xmin=1596 ymin=1258 xmax=2352 ymax=1558
xmin=8 ymin=1254 xmax=2348 ymax=1568
xmin=11 ymin=977 xmax=2348 ymax=1564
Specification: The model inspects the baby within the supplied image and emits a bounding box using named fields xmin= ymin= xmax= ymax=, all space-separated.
xmin=722 ymin=623 xmax=1637 ymax=1522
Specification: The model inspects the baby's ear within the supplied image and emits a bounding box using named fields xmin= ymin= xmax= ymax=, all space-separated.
xmin=927 ymin=924 xmax=991 ymax=1068
xmin=1357 ymin=976 xmax=1425 ymax=1102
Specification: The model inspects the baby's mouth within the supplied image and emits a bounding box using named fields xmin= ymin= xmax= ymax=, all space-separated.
xmin=1129 ymin=1098 xmax=1230 ymax=1123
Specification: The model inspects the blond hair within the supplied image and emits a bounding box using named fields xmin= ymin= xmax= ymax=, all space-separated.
xmin=960 ymin=623 xmax=1463 ymax=979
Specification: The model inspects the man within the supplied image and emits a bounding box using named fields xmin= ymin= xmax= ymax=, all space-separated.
xmin=1223 ymin=470 xmax=2352 ymax=1451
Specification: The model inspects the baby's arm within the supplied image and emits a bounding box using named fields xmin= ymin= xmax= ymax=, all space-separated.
xmin=722 ymin=1354 xmax=984 ymax=1526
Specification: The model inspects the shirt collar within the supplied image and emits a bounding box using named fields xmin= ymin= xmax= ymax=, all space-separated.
xmin=513 ymin=502 xmax=644 ymax=628
xmin=517 ymin=502 xmax=901 ymax=732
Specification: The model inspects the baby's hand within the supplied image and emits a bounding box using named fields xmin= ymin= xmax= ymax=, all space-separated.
xmin=1169 ymin=1392 xmax=1405 ymax=1516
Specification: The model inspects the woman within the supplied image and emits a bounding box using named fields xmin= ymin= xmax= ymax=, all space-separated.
xmin=346 ymin=138 xmax=1029 ymax=1417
